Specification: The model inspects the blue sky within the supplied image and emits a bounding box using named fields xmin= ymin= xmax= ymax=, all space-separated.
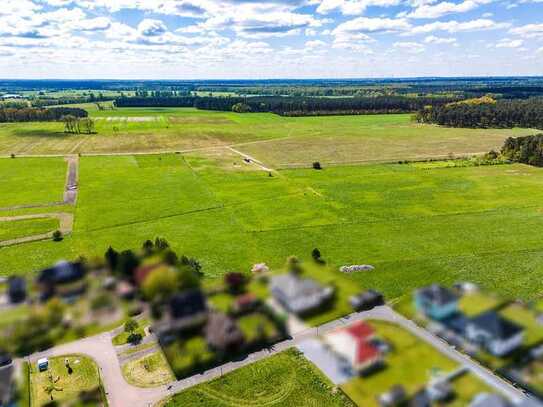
xmin=0 ymin=0 xmax=542 ymax=78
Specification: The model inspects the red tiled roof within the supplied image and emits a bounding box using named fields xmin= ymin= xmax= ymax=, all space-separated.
xmin=345 ymin=321 xmax=375 ymax=340
xmin=355 ymin=340 xmax=380 ymax=364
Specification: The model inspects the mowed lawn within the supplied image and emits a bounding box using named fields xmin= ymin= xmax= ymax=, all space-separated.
xmin=0 ymin=109 xmax=536 ymax=158
xmin=0 ymin=217 xmax=58 ymax=241
xmin=0 ymin=157 xmax=66 ymax=208
xmin=3 ymin=153 xmax=543 ymax=301
xmin=161 ymin=349 xmax=354 ymax=407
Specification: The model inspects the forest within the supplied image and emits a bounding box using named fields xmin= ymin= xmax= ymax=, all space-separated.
xmin=501 ymin=134 xmax=543 ymax=167
xmin=416 ymin=98 xmax=543 ymax=129
xmin=116 ymin=95 xmax=456 ymax=116
xmin=0 ymin=107 xmax=87 ymax=122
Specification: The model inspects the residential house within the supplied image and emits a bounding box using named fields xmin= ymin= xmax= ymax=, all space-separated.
xmin=410 ymin=389 xmax=431 ymax=407
xmin=154 ymin=289 xmax=208 ymax=340
xmin=350 ymin=289 xmax=384 ymax=311
xmin=7 ymin=276 xmax=26 ymax=304
xmin=469 ymin=393 xmax=510 ymax=407
xmin=426 ymin=379 xmax=454 ymax=402
xmin=325 ymin=321 xmax=382 ymax=373
xmin=465 ymin=311 xmax=524 ymax=356
xmin=270 ymin=273 xmax=334 ymax=315
xmin=379 ymin=385 xmax=407 ymax=407
xmin=36 ymin=260 xmax=86 ymax=301
xmin=0 ymin=351 xmax=13 ymax=406
xmin=414 ymin=284 xmax=458 ymax=320
xmin=205 ymin=312 xmax=244 ymax=352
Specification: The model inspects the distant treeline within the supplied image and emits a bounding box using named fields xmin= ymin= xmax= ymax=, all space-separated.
xmin=115 ymin=95 xmax=457 ymax=116
xmin=416 ymin=98 xmax=543 ymax=129
xmin=501 ymin=134 xmax=543 ymax=167
xmin=0 ymin=107 xmax=87 ymax=122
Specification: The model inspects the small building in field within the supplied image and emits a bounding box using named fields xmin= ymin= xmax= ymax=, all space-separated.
xmin=414 ymin=284 xmax=458 ymax=320
xmin=7 ymin=276 xmax=26 ymax=304
xmin=465 ymin=311 xmax=524 ymax=356
xmin=350 ymin=289 xmax=384 ymax=311
xmin=325 ymin=321 xmax=382 ymax=373
xmin=270 ymin=273 xmax=333 ymax=315
xmin=36 ymin=260 xmax=86 ymax=301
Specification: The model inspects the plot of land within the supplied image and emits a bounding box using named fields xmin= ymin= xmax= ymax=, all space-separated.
xmin=122 ymin=351 xmax=174 ymax=388
xmin=162 ymin=349 xmax=354 ymax=407
xmin=0 ymin=109 xmax=536 ymax=157
xmin=30 ymin=354 xmax=102 ymax=407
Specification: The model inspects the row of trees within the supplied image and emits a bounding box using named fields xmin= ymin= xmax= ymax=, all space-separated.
xmin=116 ymin=95 xmax=457 ymax=116
xmin=416 ymin=98 xmax=543 ymax=129
xmin=0 ymin=107 xmax=87 ymax=123
xmin=501 ymin=134 xmax=543 ymax=167
xmin=63 ymin=116 xmax=95 ymax=134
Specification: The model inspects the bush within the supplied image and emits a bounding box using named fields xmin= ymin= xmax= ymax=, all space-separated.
xmin=124 ymin=318 xmax=139 ymax=333
xmin=312 ymin=161 xmax=322 ymax=170
xmin=127 ymin=332 xmax=143 ymax=345
xmin=52 ymin=230 xmax=63 ymax=241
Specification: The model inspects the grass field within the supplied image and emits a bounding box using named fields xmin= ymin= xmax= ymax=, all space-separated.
xmin=30 ymin=354 xmax=102 ymax=407
xmin=122 ymin=351 xmax=174 ymax=388
xmin=4 ymin=152 xmax=543 ymax=301
xmin=0 ymin=109 xmax=535 ymax=160
xmin=0 ymin=217 xmax=58 ymax=241
xmin=161 ymin=349 xmax=354 ymax=407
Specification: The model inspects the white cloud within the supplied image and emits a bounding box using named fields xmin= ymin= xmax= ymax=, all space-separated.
xmin=405 ymin=0 xmax=493 ymax=19
xmin=138 ymin=19 xmax=168 ymax=37
xmin=408 ymin=18 xmax=509 ymax=34
xmin=495 ymin=38 xmax=524 ymax=48
xmin=424 ymin=35 xmax=456 ymax=43
xmin=305 ymin=39 xmax=327 ymax=48
xmin=393 ymin=41 xmax=425 ymax=53
xmin=509 ymin=23 xmax=543 ymax=38
xmin=316 ymin=0 xmax=401 ymax=15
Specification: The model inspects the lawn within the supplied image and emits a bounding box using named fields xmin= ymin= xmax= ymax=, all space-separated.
xmin=161 ymin=348 xmax=354 ymax=407
xmin=121 ymin=350 xmax=174 ymax=388
xmin=237 ymin=313 xmax=279 ymax=343
xmin=500 ymin=303 xmax=543 ymax=347
xmin=162 ymin=335 xmax=217 ymax=379
xmin=30 ymin=354 xmax=102 ymax=407
xmin=0 ymin=217 xmax=59 ymax=242
xmin=340 ymin=320 xmax=458 ymax=406
xmin=0 ymin=157 xmax=66 ymax=208
xmin=458 ymin=292 xmax=503 ymax=317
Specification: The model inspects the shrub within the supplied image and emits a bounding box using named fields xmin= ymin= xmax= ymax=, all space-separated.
xmin=312 ymin=161 xmax=322 ymax=170
xmin=52 ymin=230 xmax=63 ymax=241
xmin=127 ymin=332 xmax=143 ymax=345
xmin=124 ymin=318 xmax=139 ymax=333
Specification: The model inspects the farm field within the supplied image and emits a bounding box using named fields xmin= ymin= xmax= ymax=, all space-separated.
xmin=3 ymin=152 xmax=543 ymax=301
xmin=161 ymin=349 xmax=354 ymax=407
xmin=0 ymin=109 xmax=536 ymax=162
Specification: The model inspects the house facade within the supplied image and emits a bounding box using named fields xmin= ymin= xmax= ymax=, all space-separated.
xmin=270 ymin=273 xmax=333 ymax=315
xmin=414 ymin=284 xmax=458 ymax=320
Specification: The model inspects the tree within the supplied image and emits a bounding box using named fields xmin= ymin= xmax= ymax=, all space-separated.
xmin=142 ymin=239 xmax=154 ymax=256
xmin=116 ymin=250 xmax=140 ymax=279
xmin=224 ymin=272 xmax=247 ymax=294
xmin=163 ymin=249 xmax=178 ymax=266
xmin=286 ymin=255 xmax=302 ymax=274
xmin=154 ymin=237 xmax=170 ymax=251
xmin=80 ymin=117 xmax=95 ymax=134
xmin=62 ymin=115 xmax=78 ymax=134
xmin=312 ymin=162 xmax=322 ymax=170
xmin=104 ymin=246 xmax=119 ymax=271
xmin=52 ymin=230 xmax=63 ymax=241
xmin=311 ymin=248 xmax=323 ymax=263
xmin=232 ymin=102 xmax=252 ymax=113
xmin=124 ymin=318 xmax=139 ymax=334
xmin=141 ymin=267 xmax=179 ymax=301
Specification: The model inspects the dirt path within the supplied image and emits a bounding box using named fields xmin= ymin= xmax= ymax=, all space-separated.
xmin=227 ymin=146 xmax=274 ymax=172
xmin=0 ymin=212 xmax=74 ymax=247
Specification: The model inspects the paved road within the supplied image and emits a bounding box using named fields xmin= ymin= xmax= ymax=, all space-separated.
xmin=27 ymin=306 xmax=531 ymax=407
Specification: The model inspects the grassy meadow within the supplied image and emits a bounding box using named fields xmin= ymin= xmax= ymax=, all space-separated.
xmin=0 ymin=108 xmax=536 ymax=161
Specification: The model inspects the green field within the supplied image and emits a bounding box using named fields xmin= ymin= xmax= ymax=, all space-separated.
xmin=161 ymin=349 xmax=354 ymax=407
xmin=0 ymin=217 xmax=58 ymax=241
xmin=3 ymin=151 xmax=543 ymax=301
xmin=0 ymin=109 xmax=535 ymax=161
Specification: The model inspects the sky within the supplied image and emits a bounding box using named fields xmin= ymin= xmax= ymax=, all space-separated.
xmin=0 ymin=0 xmax=542 ymax=79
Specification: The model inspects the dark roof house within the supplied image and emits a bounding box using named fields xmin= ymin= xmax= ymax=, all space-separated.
xmin=379 ymin=384 xmax=407 ymax=407
xmin=415 ymin=284 xmax=458 ymax=320
xmin=37 ymin=260 xmax=86 ymax=301
xmin=205 ymin=312 xmax=244 ymax=352
xmin=0 ymin=350 xmax=13 ymax=406
xmin=350 ymin=289 xmax=385 ymax=311
xmin=466 ymin=311 xmax=524 ymax=356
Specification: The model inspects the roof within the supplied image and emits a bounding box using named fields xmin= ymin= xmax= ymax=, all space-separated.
xmin=0 ymin=351 xmax=12 ymax=367
xmin=380 ymin=385 xmax=406 ymax=405
xmin=417 ymin=284 xmax=458 ymax=306
xmin=327 ymin=321 xmax=379 ymax=366
xmin=169 ymin=289 xmax=207 ymax=319
xmin=355 ymin=341 xmax=380 ymax=364
xmin=37 ymin=261 xmax=85 ymax=285
xmin=270 ymin=273 xmax=333 ymax=313
xmin=8 ymin=276 xmax=26 ymax=291
xmin=470 ymin=311 xmax=523 ymax=340
xmin=345 ymin=320 xmax=375 ymax=340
